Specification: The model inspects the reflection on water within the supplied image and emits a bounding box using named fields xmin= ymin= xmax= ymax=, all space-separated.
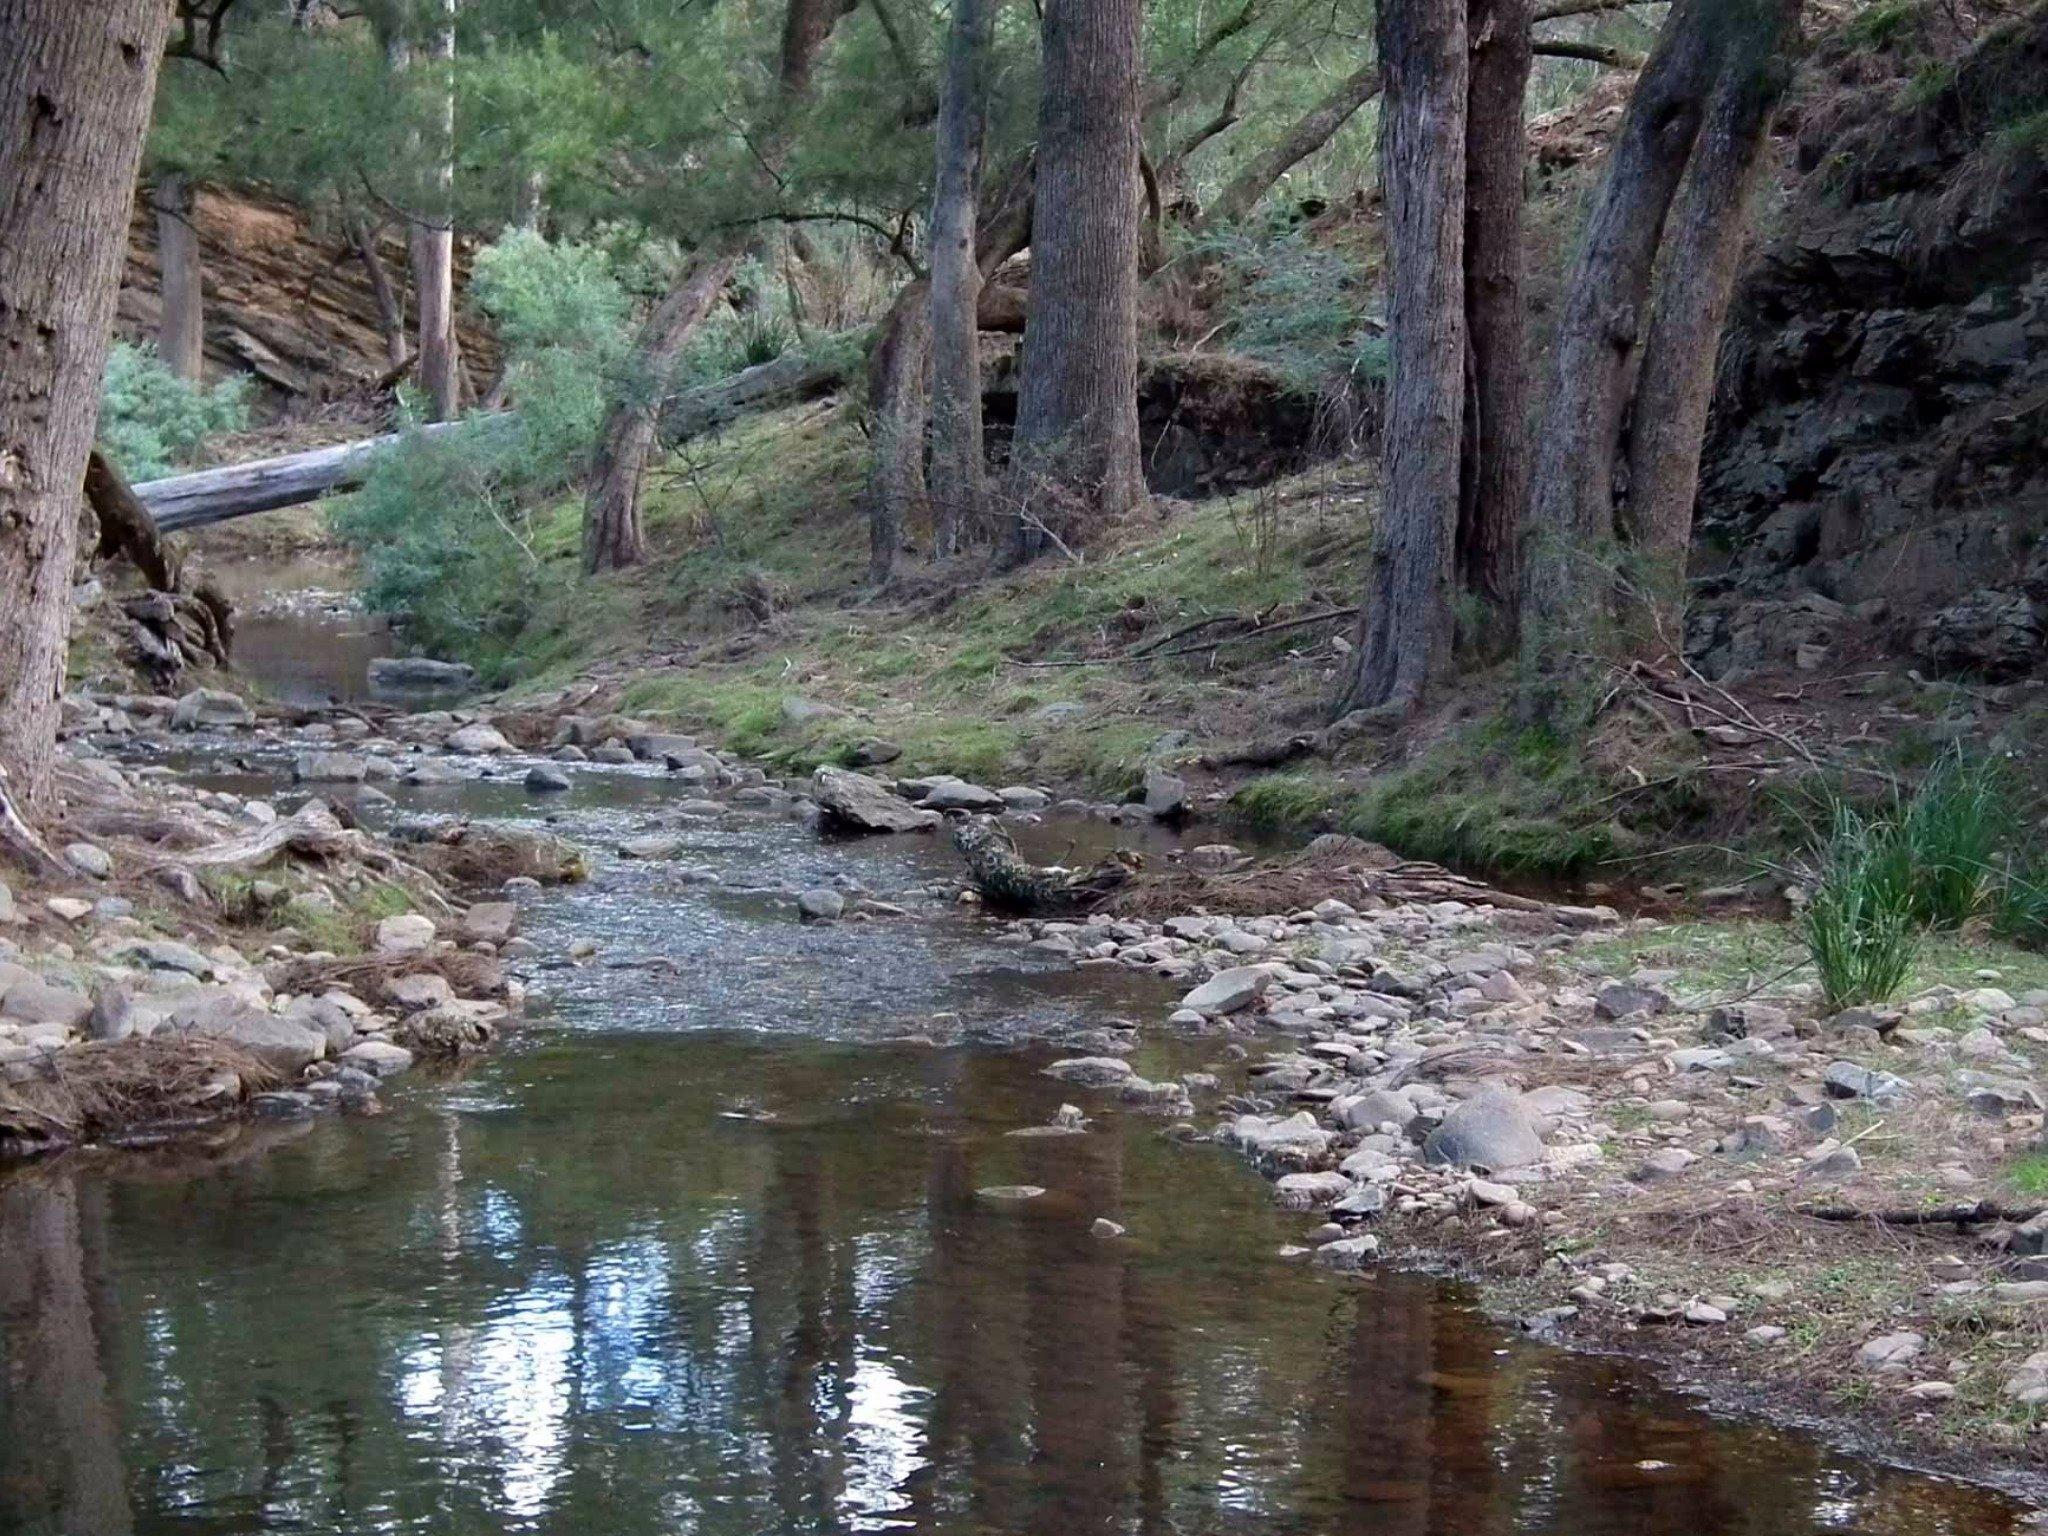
xmin=0 ymin=750 xmax=2029 ymax=1536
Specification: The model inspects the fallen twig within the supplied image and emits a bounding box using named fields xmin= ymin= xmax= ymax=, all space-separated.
xmin=1796 ymin=1199 xmax=2044 ymax=1227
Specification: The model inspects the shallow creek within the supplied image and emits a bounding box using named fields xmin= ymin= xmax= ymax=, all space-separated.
xmin=0 ymin=700 xmax=2035 ymax=1533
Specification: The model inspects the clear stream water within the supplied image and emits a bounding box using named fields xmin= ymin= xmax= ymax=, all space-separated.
xmin=0 ymin=659 xmax=2034 ymax=1534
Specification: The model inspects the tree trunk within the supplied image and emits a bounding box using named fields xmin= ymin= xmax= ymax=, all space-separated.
xmin=416 ymin=0 xmax=460 ymax=422
xmin=1518 ymin=0 xmax=1724 ymax=680
xmin=1338 ymin=0 xmax=1468 ymax=717
xmin=1458 ymin=0 xmax=1532 ymax=643
xmin=348 ymin=215 xmax=409 ymax=368
xmin=0 ymin=0 xmax=172 ymax=812
xmin=1199 ymin=61 xmax=1383 ymax=229
xmin=583 ymin=250 xmax=740 ymax=573
xmin=867 ymin=277 xmax=930 ymax=583
xmin=1006 ymin=0 xmax=1145 ymax=561
xmin=152 ymin=172 xmax=204 ymax=382
xmin=1621 ymin=0 xmax=1801 ymax=649
xmin=582 ymin=0 xmax=851 ymax=573
xmin=926 ymin=0 xmax=998 ymax=560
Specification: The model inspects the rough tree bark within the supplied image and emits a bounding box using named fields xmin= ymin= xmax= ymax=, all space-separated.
xmin=1199 ymin=61 xmax=1383 ymax=230
xmin=583 ymin=251 xmax=740 ymax=572
xmin=0 ymin=0 xmax=174 ymax=814
xmin=1519 ymin=0 xmax=1725 ymax=680
xmin=582 ymin=0 xmax=851 ymax=573
xmin=925 ymin=0 xmax=999 ymax=561
xmin=1459 ymin=0 xmax=1532 ymax=641
xmin=866 ymin=275 xmax=931 ymax=583
xmin=348 ymin=214 xmax=410 ymax=369
xmin=1621 ymin=0 xmax=1802 ymax=647
xmin=413 ymin=0 xmax=461 ymax=421
xmin=1338 ymin=0 xmax=1468 ymax=716
xmin=152 ymin=171 xmax=205 ymax=382
xmin=1006 ymin=0 xmax=1145 ymax=561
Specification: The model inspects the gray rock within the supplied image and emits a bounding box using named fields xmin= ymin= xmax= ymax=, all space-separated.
xmin=1857 ymin=1331 xmax=1925 ymax=1372
xmin=1914 ymin=588 xmax=2043 ymax=680
xmin=1632 ymin=1146 xmax=1699 ymax=1183
xmin=1595 ymin=981 xmax=1670 ymax=1019
xmin=0 ymin=878 xmax=12 ymax=923
xmin=999 ymin=785 xmax=1051 ymax=811
xmin=459 ymin=902 xmax=519 ymax=946
xmin=1331 ymin=1089 xmax=1417 ymax=1134
xmin=1312 ymin=1235 xmax=1379 ymax=1270
xmin=2 ymin=979 xmax=93 ymax=1030
xmin=1422 ymin=1088 xmax=1544 ymax=1171
xmin=108 ymin=939 xmax=213 ymax=978
xmin=1044 ymin=1056 xmax=1135 ymax=1087
xmin=922 ymin=778 xmax=1005 ymax=812
xmin=445 ymin=721 xmax=514 ymax=755
xmin=341 ymin=1040 xmax=415 ymax=1078
xmin=374 ymin=914 xmax=437 ymax=955
xmin=797 ymin=888 xmax=846 ymax=922
xmin=1803 ymin=1143 xmax=1864 ymax=1178
xmin=171 ymin=688 xmax=252 ymax=730
xmin=294 ymin=752 xmax=368 ymax=783
xmin=1822 ymin=1060 xmax=1909 ymax=1102
xmin=1181 ymin=967 xmax=1267 ymax=1015
xmin=367 ymin=656 xmax=476 ymax=693
xmin=813 ymin=767 xmax=941 ymax=834
xmin=1275 ymin=1171 xmax=1353 ymax=1210
xmin=1141 ymin=767 xmax=1188 ymax=821
xmin=60 ymin=841 xmax=111 ymax=880
xmin=175 ymin=1000 xmax=327 ymax=1074
xmin=281 ymin=996 xmax=357 ymax=1054
xmin=849 ymin=740 xmax=902 ymax=767
xmin=89 ymin=982 xmax=133 ymax=1043
xmin=525 ymin=764 xmax=572 ymax=793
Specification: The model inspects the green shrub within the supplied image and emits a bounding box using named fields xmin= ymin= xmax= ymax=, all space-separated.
xmin=1896 ymin=746 xmax=2007 ymax=928
xmin=98 ymin=341 xmax=250 ymax=480
xmin=1195 ymin=228 xmax=1385 ymax=392
xmin=331 ymin=231 xmax=632 ymax=667
xmin=1802 ymin=800 xmax=1921 ymax=1009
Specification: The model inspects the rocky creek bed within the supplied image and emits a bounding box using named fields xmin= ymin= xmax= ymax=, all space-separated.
xmin=4 ymin=682 xmax=2048 ymax=1527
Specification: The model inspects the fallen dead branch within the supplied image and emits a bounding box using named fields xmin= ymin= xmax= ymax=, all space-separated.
xmin=1796 ymin=1199 xmax=2047 ymax=1227
xmin=954 ymin=815 xmax=1132 ymax=914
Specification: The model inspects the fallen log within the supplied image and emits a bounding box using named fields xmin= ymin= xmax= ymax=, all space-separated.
xmin=133 ymin=416 xmax=499 ymax=532
xmin=132 ymin=344 xmax=860 ymax=532
xmin=953 ymin=815 xmax=1132 ymax=914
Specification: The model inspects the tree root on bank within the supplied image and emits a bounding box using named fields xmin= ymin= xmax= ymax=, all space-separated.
xmin=952 ymin=815 xmax=1133 ymax=914
xmin=85 ymin=447 xmax=236 ymax=686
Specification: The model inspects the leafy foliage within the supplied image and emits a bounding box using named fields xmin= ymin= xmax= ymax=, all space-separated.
xmin=1196 ymin=227 xmax=1386 ymax=391
xmin=332 ymin=230 xmax=630 ymax=666
xmin=97 ymin=341 xmax=250 ymax=481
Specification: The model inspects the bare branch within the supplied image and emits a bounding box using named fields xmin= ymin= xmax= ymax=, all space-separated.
xmin=1533 ymin=37 xmax=1647 ymax=67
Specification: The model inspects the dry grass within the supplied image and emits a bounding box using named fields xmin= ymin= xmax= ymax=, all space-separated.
xmin=0 ymin=1036 xmax=280 ymax=1151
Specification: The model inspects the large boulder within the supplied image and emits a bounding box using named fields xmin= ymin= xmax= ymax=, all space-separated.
xmin=171 ymin=688 xmax=253 ymax=730
xmin=295 ymin=751 xmax=368 ymax=784
xmin=1422 ymin=1088 xmax=1545 ymax=1171
xmin=1181 ymin=967 xmax=1267 ymax=1015
xmin=170 ymin=993 xmax=326 ymax=1073
xmin=459 ymin=902 xmax=519 ymax=946
xmin=1141 ymin=767 xmax=1189 ymax=821
xmin=1 ymin=979 xmax=94 ymax=1030
xmin=813 ymin=768 xmax=940 ymax=834
xmin=374 ymin=914 xmax=438 ymax=956
xmin=445 ymin=721 xmax=514 ymax=755
xmin=367 ymin=657 xmax=477 ymax=695
xmin=921 ymin=778 xmax=1006 ymax=812
xmin=1913 ymin=588 xmax=2044 ymax=679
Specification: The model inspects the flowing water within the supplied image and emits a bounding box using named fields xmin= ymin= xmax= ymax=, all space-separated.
xmin=0 ymin=685 xmax=2035 ymax=1533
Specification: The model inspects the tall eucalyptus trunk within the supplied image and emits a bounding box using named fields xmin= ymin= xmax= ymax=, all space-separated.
xmin=0 ymin=0 xmax=173 ymax=812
